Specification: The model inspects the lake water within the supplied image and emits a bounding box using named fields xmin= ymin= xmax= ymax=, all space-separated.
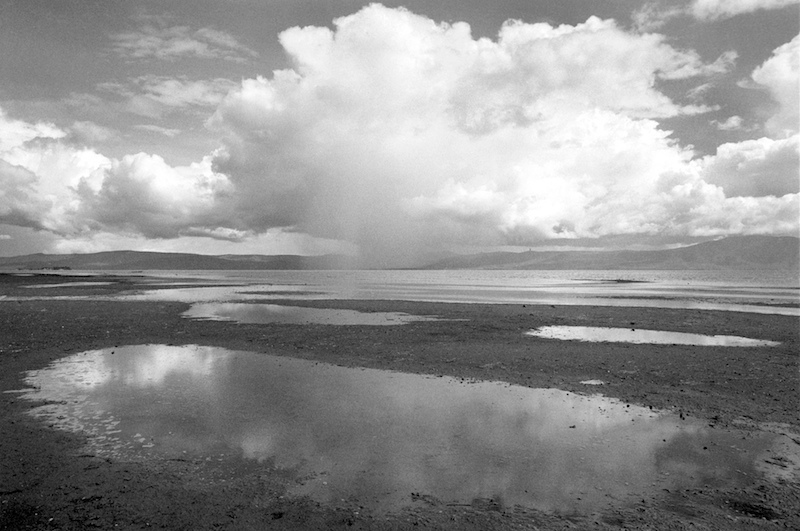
xmin=8 ymin=269 xmax=798 ymax=315
xmin=107 ymin=269 xmax=800 ymax=315
xmin=181 ymin=302 xmax=448 ymax=325
xmin=526 ymin=326 xmax=781 ymax=347
xmin=12 ymin=344 xmax=778 ymax=515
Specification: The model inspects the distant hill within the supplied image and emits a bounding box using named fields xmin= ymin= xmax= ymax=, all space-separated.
xmin=420 ymin=236 xmax=800 ymax=270
xmin=0 ymin=251 xmax=354 ymax=270
xmin=0 ymin=236 xmax=797 ymax=271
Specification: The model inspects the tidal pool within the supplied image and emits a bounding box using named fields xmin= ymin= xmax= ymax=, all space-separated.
xmin=182 ymin=303 xmax=444 ymax=325
xmin=15 ymin=345 xmax=776 ymax=514
xmin=527 ymin=326 xmax=780 ymax=347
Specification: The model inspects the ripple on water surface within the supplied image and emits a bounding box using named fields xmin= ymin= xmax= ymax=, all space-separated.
xmin=13 ymin=345 xmax=779 ymax=514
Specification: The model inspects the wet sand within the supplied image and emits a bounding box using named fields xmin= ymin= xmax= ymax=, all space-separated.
xmin=1 ymin=273 xmax=798 ymax=530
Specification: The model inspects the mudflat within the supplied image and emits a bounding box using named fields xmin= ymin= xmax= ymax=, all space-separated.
xmin=1 ymin=273 xmax=798 ymax=530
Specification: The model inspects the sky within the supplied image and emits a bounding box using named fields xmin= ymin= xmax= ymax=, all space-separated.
xmin=0 ymin=0 xmax=798 ymax=266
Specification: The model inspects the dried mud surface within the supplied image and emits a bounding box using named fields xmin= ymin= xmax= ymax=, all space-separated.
xmin=1 ymin=273 xmax=798 ymax=530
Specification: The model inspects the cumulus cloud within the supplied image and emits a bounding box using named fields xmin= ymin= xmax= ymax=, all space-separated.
xmin=0 ymin=160 xmax=52 ymax=229
xmin=0 ymin=109 xmax=64 ymax=152
xmin=202 ymin=5 xmax=795 ymax=262
xmin=110 ymin=24 xmax=258 ymax=62
xmin=701 ymin=135 xmax=800 ymax=197
xmin=751 ymin=35 xmax=799 ymax=137
xmin=1 ymin=6 xmax=797 ymax=262
xmin=0 ymin=122 xmax=111 ymax=234
xmin=0 ymin=107 xmax=240 ymax=244
xmin=74 ymin=153 xmax=233 ymax=239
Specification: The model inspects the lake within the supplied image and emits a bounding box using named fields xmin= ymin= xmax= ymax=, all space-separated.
xmin=107 ymin=269 xmax=800 ymax=315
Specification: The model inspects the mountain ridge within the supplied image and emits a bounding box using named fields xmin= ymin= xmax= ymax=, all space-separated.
xmin=0 ymin=236 xmax=797 ymax=271
xmin=0 ymin=251 xmax=354 ymax=270
xmin=421 ymin=236 xmax=799 ymax=270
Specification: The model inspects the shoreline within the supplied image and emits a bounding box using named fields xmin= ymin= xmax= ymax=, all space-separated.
xmin=1 ymin=273 xmax=798 ymax=529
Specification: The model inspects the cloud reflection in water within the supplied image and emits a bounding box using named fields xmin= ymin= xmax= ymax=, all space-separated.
xmin=18 ymin=345 xmax=770 ymax=514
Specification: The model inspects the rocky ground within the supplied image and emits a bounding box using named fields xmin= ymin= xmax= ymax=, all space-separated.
xmin=0 ymin=272 xmax=798 ymax=530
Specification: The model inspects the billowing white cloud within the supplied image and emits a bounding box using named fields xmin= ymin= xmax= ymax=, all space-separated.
xmin=110 ymin=25 xmax=257 ymax=62
xmin=0 ymin=111 xmax=112 ymax=233
xmin=1 ymin=6 xmax=797 ymax=262
xmin=751 ymin=35 xmax=799 ymax=137
xmin=74 ymin=153 xmax=233 ymax=239
xmin=204 ymin=5 xmax=795 ymax=262
xmin=700 ymin=135 xmax=800 ymax=197
xmin=0 ymin=160 xmax=52 ymax=229
xmin=0 ymin=109 xmax=64 ymax=152
xmin=0 ymin=107 xmax=240 ymax=244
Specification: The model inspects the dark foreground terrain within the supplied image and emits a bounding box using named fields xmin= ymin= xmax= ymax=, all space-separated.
xmin=1 ymin=273 xmax=798 ymax=530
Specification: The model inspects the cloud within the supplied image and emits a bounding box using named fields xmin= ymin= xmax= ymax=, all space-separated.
xmin=712 ymin=115 xmax=748 ymax=131
xmin=0 ymin=109 xmax=64 ymax=152
xmin=0 ymin=6 xmax=797 ymax=263
xmin=691 ymin=0 xmax=800 ymax=20
xmin=0 ymin=108 xmax=240 ymax=244
xmin=0 ymin=110 xmax=109 ymax=233
xmin=700 ymin=135 xmax=800 ymax=197
xmin=74 ymin=153 xmax=233 ymax=239
xmin=751 ymin=35 xmax=799 ymax=137
xmin=98 ymin=76 xmax=237 ymax=118
xmin=48 ymin=228 xmax=352 ymax=256
xmin=634 ymin=0 xmax=799 ymax=28
xmin=110 ymin=24 xmax=257 ymax=62
xmin=202 ymin=5 xmax=794 ymax=263
xmin=133 ymin=76 xmax=239 ymax=109
xmin=0 ymin=160 xmax=52 ymax=229
xmin=68 ymin=121 xmax=119 ymax=145
xmin=134 ymin=124 xmax=181 ymax=137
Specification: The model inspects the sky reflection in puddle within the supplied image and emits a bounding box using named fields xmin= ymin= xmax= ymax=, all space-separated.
xmin=527 ymin=326 xmax=780 ymax=346
xmin=16 ymin=345 xmax=774 ymax=514
xmin=182 ymin=303 xmax=442 ymax=325
xmin=23 ymin=281 xmax=115 ymax=288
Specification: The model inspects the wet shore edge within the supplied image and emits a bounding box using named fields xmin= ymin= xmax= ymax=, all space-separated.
xmin=1 ymin=273 xmax=798 ymax=530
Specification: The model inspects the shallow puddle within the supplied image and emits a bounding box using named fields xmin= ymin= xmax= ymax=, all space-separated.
xmin=23 ymin=281 xmax=115 ymax=288
xmin=527 ymin=326 xmax=780 ymax=346
xmin=15 ymin=345 xmax=776 ymax=514
xmin=182 ymin=303 xmax=443 ymax=325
